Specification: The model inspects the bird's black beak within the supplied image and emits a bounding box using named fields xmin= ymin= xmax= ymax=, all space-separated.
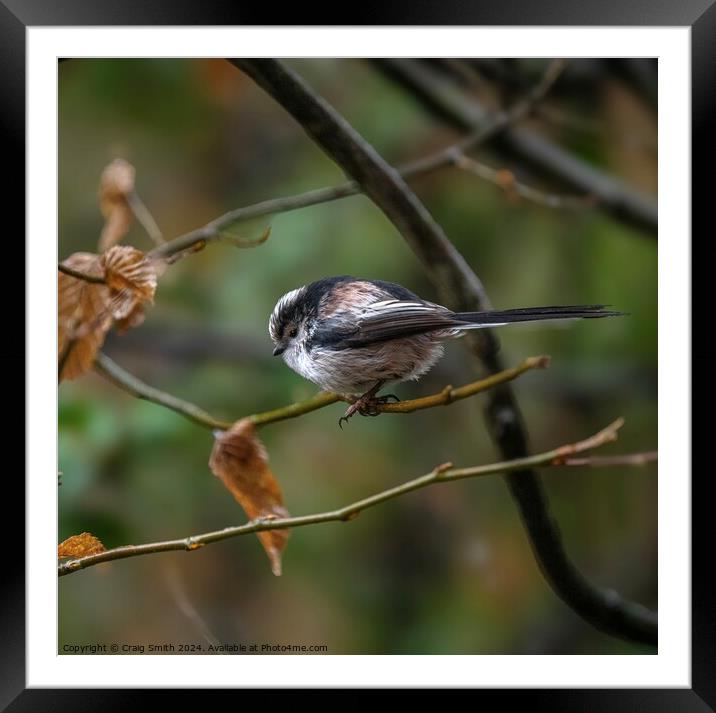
xmin=273 ymin=346 xmax=285 ymax=357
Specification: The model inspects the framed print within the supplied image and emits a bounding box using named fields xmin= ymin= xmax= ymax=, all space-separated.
xmin=8 ymin=0 xmax=706 ymax=707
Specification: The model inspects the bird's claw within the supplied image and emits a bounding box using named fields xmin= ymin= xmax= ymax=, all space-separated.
xmin=337 ymin=393 xmax=401 ymax=427
xmin=338 ymin=399 xmax=362 ymax=428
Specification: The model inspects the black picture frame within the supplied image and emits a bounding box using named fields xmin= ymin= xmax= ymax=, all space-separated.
xmin=9 ymin=1 xmax=705 ymax=707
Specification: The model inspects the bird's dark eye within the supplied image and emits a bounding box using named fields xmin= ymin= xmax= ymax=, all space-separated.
xmin=289 ymin=327 xmax=298 ymax=338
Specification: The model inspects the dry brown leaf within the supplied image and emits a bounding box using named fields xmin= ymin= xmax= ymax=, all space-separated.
xmin=58 ymin=532 xmax=106 ymax=559
xmin=58 ymin=253 xmax=113 ymax=381
xmin=98 ymin=159 xmax=135 ymax=251
xmin=101 ymin=245 xmax=158 ymax=321
xmin=59 ymin=247 xmax=160 ymax=380
xmin=209 ymin=419 xmax=289 ymax=576
xmin=114 ymin=302 xmax=147 ymax=334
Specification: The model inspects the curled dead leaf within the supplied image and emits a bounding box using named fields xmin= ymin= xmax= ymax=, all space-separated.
xmin=58 ymin=532 xmax=106 ymax=559
xmin=98 ymin=159 xmax=136 ymax=251
xmin=59 ymin=247 xmax=162 ymax=380
xmin=101 ymin=245 xmax=158 ymax=321
xmin=58 ymin=253 xmax=113 ymax=381
xmin=209 ymin=419 xmax=289 ymax=576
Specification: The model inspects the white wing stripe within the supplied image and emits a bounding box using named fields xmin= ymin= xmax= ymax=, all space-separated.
xmin=368 ymin=300 xmax=438 ymax=312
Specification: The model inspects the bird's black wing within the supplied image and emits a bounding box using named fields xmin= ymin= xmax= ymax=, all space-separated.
xmin=307 ymin=299 xmax=622 ymax=351
xmin=310 ymin=300 xmax=465 ymax=350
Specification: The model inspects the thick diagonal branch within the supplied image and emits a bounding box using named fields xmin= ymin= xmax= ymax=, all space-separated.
xmin=230 ymin=58 xmax=656 ymax=646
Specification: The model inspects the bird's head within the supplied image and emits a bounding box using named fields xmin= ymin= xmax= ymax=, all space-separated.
xmin=268 ymin=286 xmax=308 ymax=358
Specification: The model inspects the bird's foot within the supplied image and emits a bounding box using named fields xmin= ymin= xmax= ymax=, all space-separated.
xmin=338 ymin=393 xmax=400 ymax=428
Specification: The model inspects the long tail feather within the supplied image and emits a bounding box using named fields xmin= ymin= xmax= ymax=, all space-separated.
xmin=453 ymin=305 xmax=624 ymax=327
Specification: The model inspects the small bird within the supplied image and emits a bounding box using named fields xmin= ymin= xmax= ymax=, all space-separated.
xmin=269 ymin=276 xmax=622 ymax=427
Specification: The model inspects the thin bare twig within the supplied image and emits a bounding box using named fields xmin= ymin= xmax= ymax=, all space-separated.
xmin=94 ymin=351 xmax=550 ymax=431
xmin=127 ymin=190 xmax=165 ymax=245
xmin=58 ymin=262 xmax=106 ymax=284
xmin=94 ymin=352 xmax=229 ymax=430
xmin=453 ymin=153 xmax=598 ymax=210
xmin=562 ymin=451 xmax=658 ymax=468
xmin=59 ymin=202 xmax=268 ymax=281
xmin=58 ymin=418 xmax=639 ymax=577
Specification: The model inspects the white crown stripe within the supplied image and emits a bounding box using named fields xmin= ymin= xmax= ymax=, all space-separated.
xmin=269 ymin=285 xmax=307 ymax=339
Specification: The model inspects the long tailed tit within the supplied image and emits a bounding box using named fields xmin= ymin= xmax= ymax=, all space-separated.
xmin=269 ymin=276 xmax=622 ymax=426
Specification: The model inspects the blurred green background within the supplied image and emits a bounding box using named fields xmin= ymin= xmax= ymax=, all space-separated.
xmin=58 ymin=58 xmax=657 ymax=655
